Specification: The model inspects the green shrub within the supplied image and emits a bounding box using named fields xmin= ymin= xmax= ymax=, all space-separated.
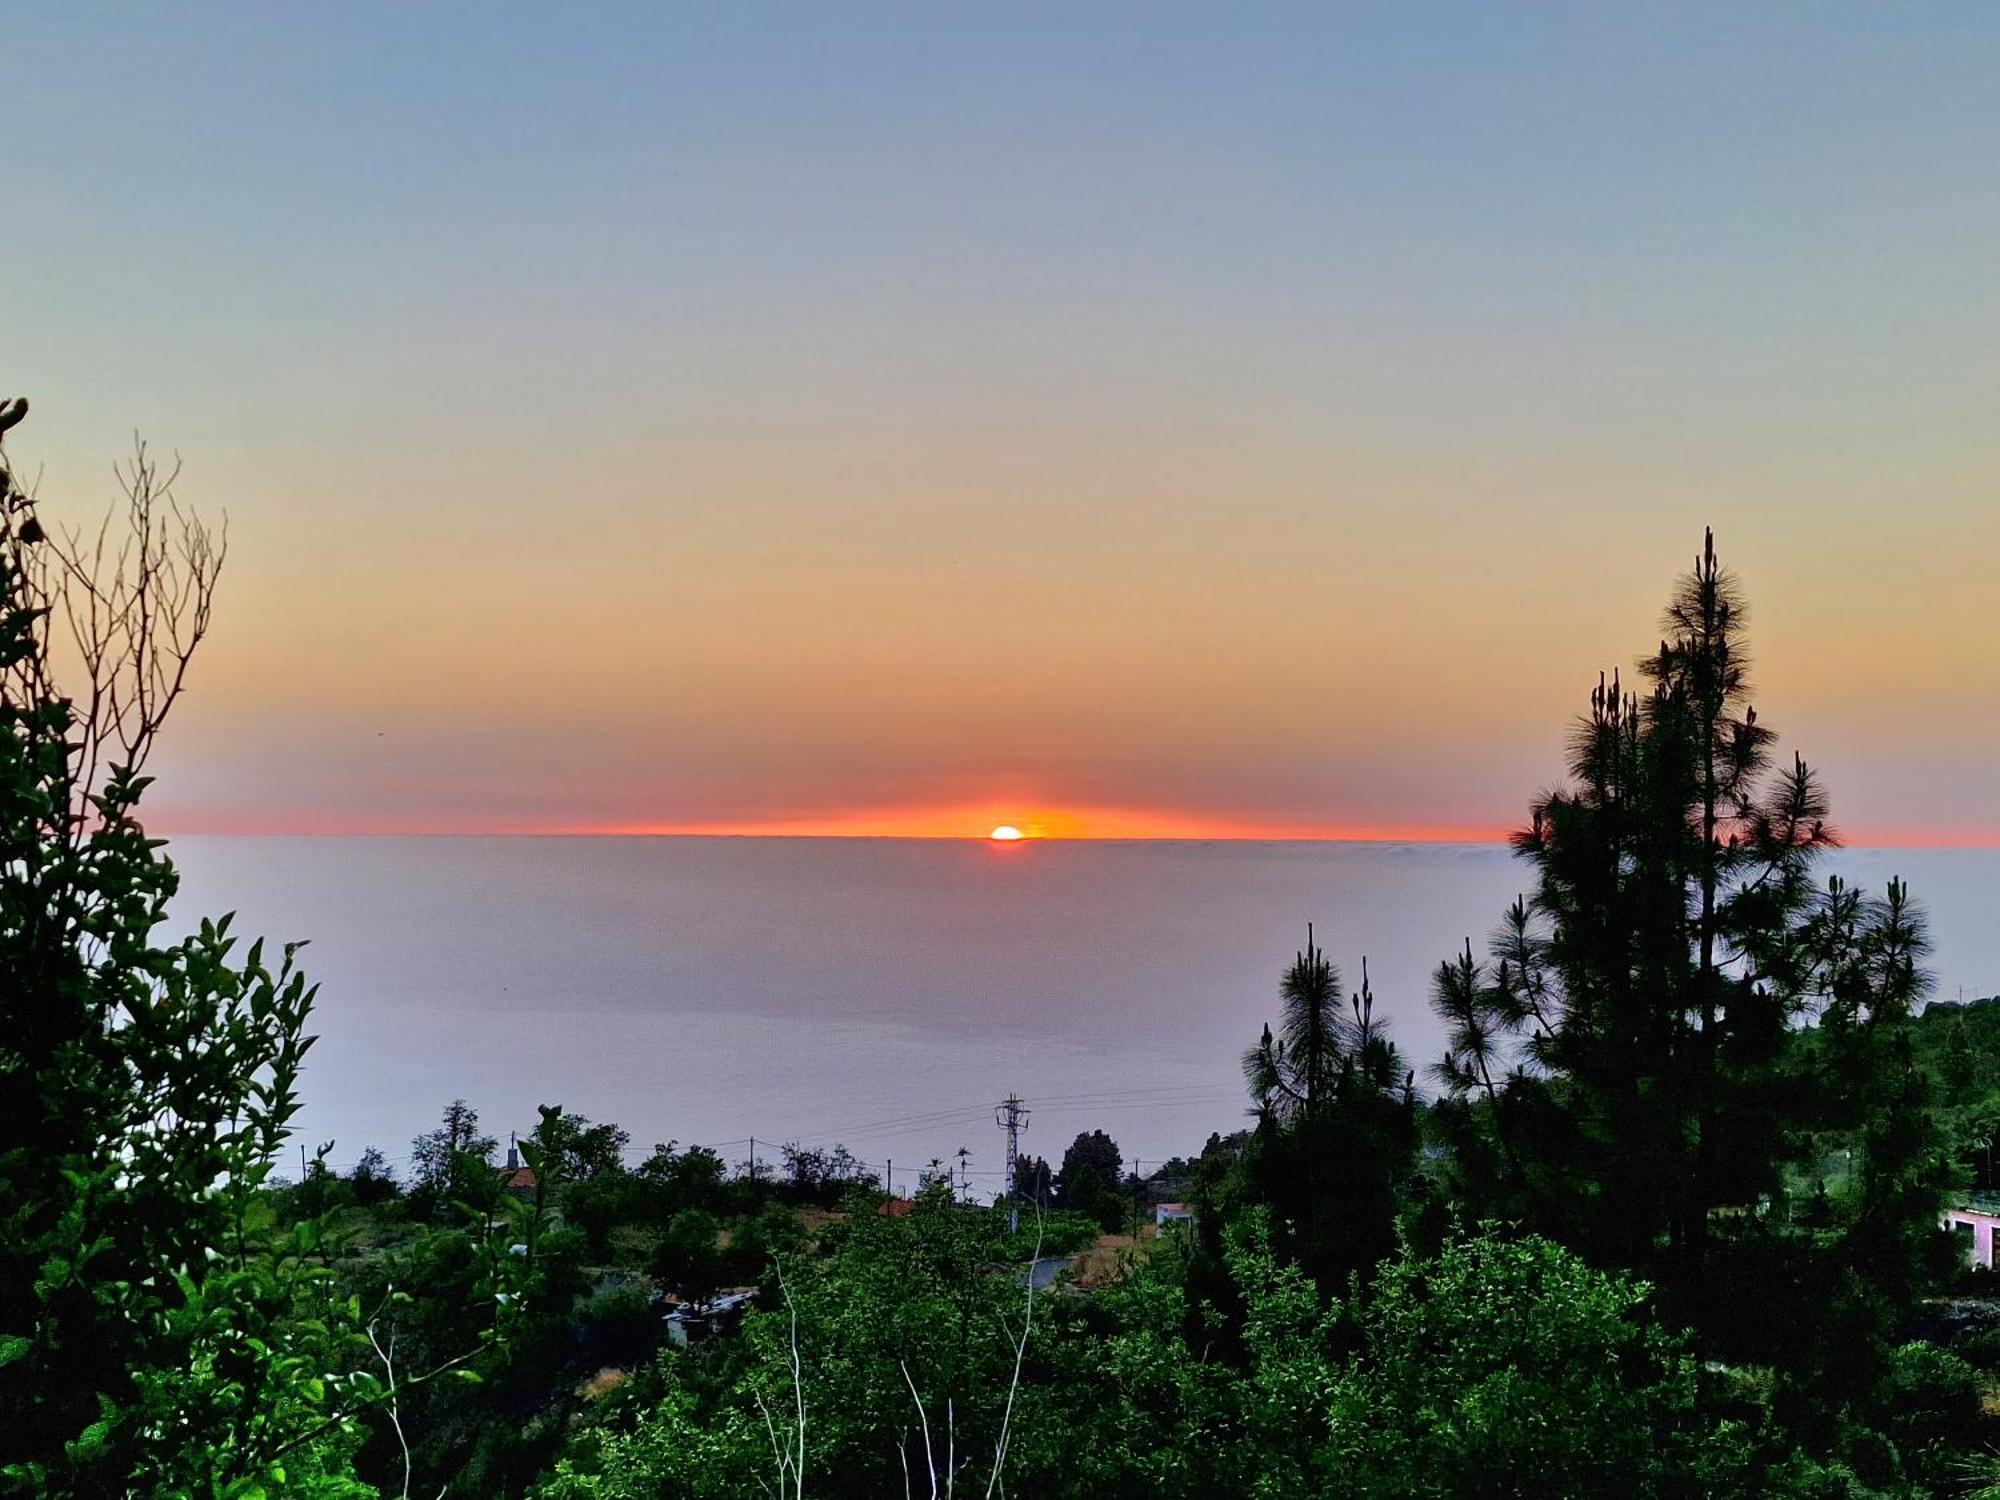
xmin=1879 ymin=1340 xmax=1983 ymax=1482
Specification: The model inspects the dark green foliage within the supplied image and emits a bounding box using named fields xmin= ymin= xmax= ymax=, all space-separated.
xmin=734 ymin=1201 xmax=810 ymax=1274
xmin=637 ymin=1142 xmax=728 ymax=1215
xmin=533 ymin=1111 xmax=631 ymax=1183
xmin=561 ymin=1171 xmax=660 ymax=1260
xmin=558 ymin=1140 xmax=743 ymax=1262
xmin=1314 ymin=1230 xmax=1797 ymax=1497
xmin=1056 ymin=1129 xmax=1126 ymax=1232
xmin=1941 ymin=1019 xmax=1980 ymax=1097
xmin=339 ymin=1107 xmax=580 ymax=1498
xmin=1876 ymin=1341 xmax=1982 ymax=1487
xmin=546 ymin=1186 xmax=1049 ymax=1498
xmin=1240 ymin=929 xmax=1418 ymax=1289
xmin=1010 ymin=1153 xmax=1054 ymax=1206
xmin=1908 ymin=998 xmax=2000 ymax=1201
xmin=652 ymin=1211 xmax=727 ymax=1309
xmin=775 ymin=1143 xmax=878 ymax=1207
xmin=351 ymin=1146 xmax=403 ymax=1209
xmin=1914 ymin=998 xmax=2000 ymax=1108
xmin=1426 ymin=534 xmax=1953 ymax=1422
xmin=0 ymin=418 xmax=375 ymax=1493
xmin=410 ymin=1098 xmax=500 ymax=1222
xmin=574 ymin=1283 xmax=661 ymax=1374
xmin=1147 ymin=1131 xmax=1245 ymax=1197
xmin=540 ymin=1212 xmax=1847 ymax=1499
xmin=999 ymin=1208 xmax=1098 ymax=1258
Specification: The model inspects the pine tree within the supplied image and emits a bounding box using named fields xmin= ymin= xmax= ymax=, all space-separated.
xmin=1429 ymin=533 xmax=1949 ymax=1407
xmin=1243 ymin=927 xmax=1416 ymax=1290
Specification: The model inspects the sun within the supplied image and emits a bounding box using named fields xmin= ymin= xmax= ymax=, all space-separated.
xmin=988 ymin=824 xmax=1025 ymax=842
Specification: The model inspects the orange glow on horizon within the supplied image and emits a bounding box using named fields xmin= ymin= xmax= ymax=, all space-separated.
xmin=591 ymin=804 xmax=1522 ymax=843
xmin=136 ymin=804 xmax=2000 ymax=849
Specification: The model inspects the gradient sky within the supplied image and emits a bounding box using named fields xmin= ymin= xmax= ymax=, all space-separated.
xmin=5 ymin=4 xmax=1996 ymax=842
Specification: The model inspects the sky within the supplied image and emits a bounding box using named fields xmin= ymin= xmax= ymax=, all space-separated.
xmin=4 ymin=4 xmax=1996 ymax=843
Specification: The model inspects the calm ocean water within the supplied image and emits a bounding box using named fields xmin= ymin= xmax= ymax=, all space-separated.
xmin=167 ymin=838 xmax=2000 ymax=1193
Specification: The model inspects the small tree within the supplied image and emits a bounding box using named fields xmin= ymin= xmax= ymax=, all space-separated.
xmin=653 ymin=1210 xmax=727 ymax=1312
xmin=410 ymin=1098 xmax=499 ymax=1220
xmin=1241 ymin=928 xmax=1417 ymax=1290
xmin=779 ymin=1142 xmax=877 ymax=1206
xmin=352 ymin=1145 xmax=401 ymax=1208
xmin=1941 ymin=1017 xmax=1980 ymax=1100
xmin=1057 ymin=1130 xmax=1126 ymax=1233
xmin=638 ymin=1141 xmax=728 ymax=1217
xmin=530 ymin=1108 xmax=631 ymax=1182
xmin=1011 ymin=1153 xmax=1055 ymax=1208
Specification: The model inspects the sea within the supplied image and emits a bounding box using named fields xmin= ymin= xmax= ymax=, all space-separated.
xmin=166 ymin=837 xmax=2000 ymax=1196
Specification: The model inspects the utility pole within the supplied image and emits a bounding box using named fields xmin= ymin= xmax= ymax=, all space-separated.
xmin=995 ymin=1093 xmax=1030 ymax=1231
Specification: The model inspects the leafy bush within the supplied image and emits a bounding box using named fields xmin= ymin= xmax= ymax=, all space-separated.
xmin=0 ymin=418 xmax=370 ymax=1492
xmin=539 ymin=1206 xmax=1861 ymax=1500
xmin=1317 ymin=1232 xmax=1737 ymax=1496
xmin=541 ymin=1195 xmax=1055 ymax=1498
xmin=1878 ymin=1340 xmax=1983 ymax=1484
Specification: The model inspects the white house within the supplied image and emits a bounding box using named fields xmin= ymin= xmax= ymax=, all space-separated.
xmin=1154 ymin=1202 xmax=1194 ymax=1228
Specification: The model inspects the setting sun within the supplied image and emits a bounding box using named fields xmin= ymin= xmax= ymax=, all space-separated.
xmin=988 ymin=825 xmax=1024 ymax=842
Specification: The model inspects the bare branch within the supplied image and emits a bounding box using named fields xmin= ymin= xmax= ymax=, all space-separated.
xmin=901 ymin=1360 xmax=938 ymax=1500
xmin=367 ymin=1311 xmax=415 ymax=1500
xmin=985 ymin=1201 xmax=1043 ymax=1497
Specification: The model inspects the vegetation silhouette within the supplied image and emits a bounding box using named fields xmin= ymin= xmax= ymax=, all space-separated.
xmin=3 ymin=395 xmax=1994 ymax=1498
xmin=1426 ymin=531 xmax=1952 ymax=1449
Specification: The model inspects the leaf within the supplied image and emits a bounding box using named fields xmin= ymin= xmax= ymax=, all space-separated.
xmin=0 ymin=1335 xmax=30 ymax=1368
xmin=65 ymin=1413 xmax=112 ymax=1463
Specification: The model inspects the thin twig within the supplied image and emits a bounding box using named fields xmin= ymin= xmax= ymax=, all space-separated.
xmin=901 ymin=1359 xmax=938 ymax=1500
xmin=367 ymin=1313 xmax=414 ymax=1500
xmin=985 ymin=1201 xmax=1043 ymax=1497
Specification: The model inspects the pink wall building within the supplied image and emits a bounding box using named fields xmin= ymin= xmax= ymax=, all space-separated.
xmin=1944 ymin=1203 xmax=2000 ymax=1269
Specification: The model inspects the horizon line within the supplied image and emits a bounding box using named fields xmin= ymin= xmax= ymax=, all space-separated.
xmin=139 ymin=821 xmax=2000 ymax=851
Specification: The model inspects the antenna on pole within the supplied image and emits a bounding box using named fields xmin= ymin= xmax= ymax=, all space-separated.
xmin=995 ymin=1093 xmax=1030 ymax=1231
